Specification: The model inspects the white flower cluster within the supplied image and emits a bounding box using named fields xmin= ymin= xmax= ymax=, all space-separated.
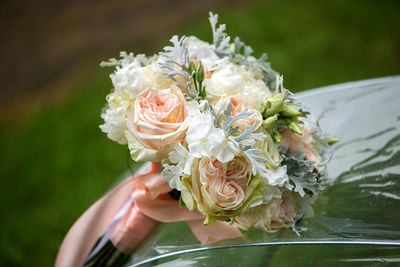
xmin=100 ymin=13 xmax=328 ymax=232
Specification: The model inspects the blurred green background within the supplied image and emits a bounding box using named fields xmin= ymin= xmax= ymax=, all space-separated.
xmin=0 ymin=0 xmax=399 ymax=266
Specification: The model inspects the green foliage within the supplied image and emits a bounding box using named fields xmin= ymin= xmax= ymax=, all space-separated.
xmin=281 ymin=150 xmax=322 ymax=197
xmin=160 ymin=35 xmax=207 ymax=100
xmin=209 ymin=101 xmax=267 ymax=177
xmin=208 ymin=12 xmax=231 ymax=57
xmin=160 ymin=36 xmax=192 ymax=93
xmin=261 ymin=90 xmax=306 ymax=142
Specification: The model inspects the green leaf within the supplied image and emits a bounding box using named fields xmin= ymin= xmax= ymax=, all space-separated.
xmin=326 ymin=137 xmax=340 ymax=145
xmin=281 ymin=151 xmax=322 ymax=197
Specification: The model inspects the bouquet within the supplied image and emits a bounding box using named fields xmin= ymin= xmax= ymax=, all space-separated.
xmin=56 ymin=12 xmax=334 ymax=267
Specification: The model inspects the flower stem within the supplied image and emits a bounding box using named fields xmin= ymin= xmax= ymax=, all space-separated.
xmin=84 ymin=239 xmax=130 ymax=267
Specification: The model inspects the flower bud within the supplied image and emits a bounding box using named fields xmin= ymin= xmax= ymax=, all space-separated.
xmin=288 ymin=121 xmax=303 ymax=135
xmin=263 ymin=93 xmax=284 ymax=117
xmin=196 ymin=61 xmax=205 ymax=82
xmin=280 ymin=105 xmax=303 ymax=117
xmin=262 ymin=114 xmax=278 ymax=130
xmin=189 ymin=61 xmax=196 ymax=75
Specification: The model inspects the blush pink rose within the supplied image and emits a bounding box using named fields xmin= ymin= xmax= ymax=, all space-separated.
xmin=200 ymin=157 xmax=248 ymax=210
xmin=280 ymin=128 xmax=321 ymax=163
xmin=127 ymin=87 xmax=188 ymax=151
xmin=216 ymin=97 xmax=263 ymax=133
xmin=255 ymin=190 xmax=295 ymax=232
xmin=236 ymin=190 xmax=296 ymax=232
xmin=181 ymin=154 xmax=264 ymax=224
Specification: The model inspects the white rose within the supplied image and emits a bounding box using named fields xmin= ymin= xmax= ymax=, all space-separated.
xmin=111 ymin=61 xmax=151 ymax=95
xmin=100 ymin=60 xmax=174 ymax=145
xmin=204 ymin=62 xmax=270 ymax=111
xmin=100 ymin=103 xmax=128 ymax=144
xmin=204 ymin=63 xmax=244 ymax=98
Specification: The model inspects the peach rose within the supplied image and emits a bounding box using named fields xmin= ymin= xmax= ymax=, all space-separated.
xmin=201 ymin=157 xmax=247 ymax=210
xmin=236 ymin=190 xmax=295 ymax=232
xmin=181 ymin=154 xmax=264 ymax=225
xmin=126 ymin=87 xmax=188 ymax=161
xmin=216 ymin=96 xmax=263 ymax=133
xmin=255 ymin=190 xmax=295 ymax=232
xmin=280 ymin=128 xmax=321 ymax=164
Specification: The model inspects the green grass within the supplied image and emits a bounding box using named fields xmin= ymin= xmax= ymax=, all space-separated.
xmin=1 ymin=0 xmax=399 ymax=266
xmin=0 ymin=70 xmax=131 ymax=266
